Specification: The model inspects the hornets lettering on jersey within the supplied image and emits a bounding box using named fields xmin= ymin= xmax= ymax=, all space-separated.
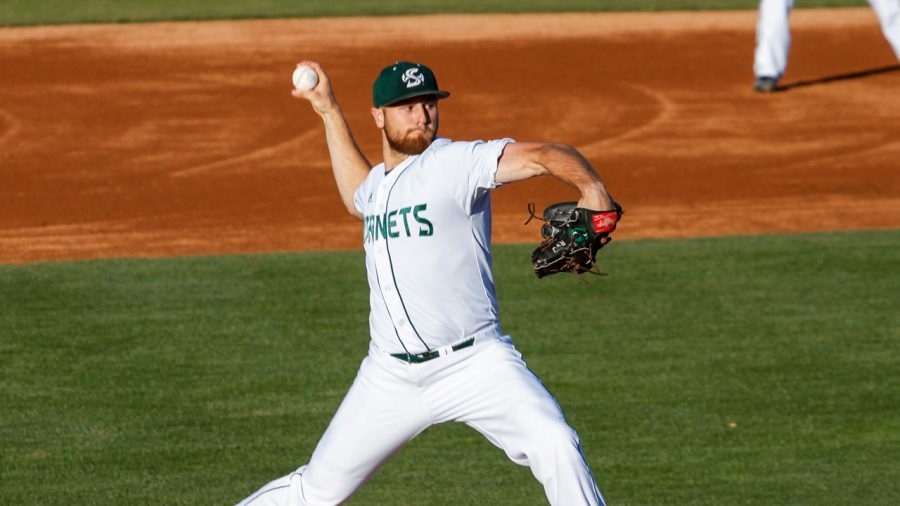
xmin=363 ymin=203 xmax=433 ymax=243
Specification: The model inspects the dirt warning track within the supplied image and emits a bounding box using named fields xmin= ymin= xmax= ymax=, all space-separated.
xmin=0 ymin=9 xmax=898 ymax=263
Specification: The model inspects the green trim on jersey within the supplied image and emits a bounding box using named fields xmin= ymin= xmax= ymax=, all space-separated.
xmin=382 ymin=167 xmax=430 ymax=351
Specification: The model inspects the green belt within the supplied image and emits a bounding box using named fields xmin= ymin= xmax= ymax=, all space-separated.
xmin=391 ymin=337 xmax=475 ymax=364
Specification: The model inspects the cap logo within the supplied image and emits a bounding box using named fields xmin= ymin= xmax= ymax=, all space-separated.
xmin=402 ymin=68 xmax=425 ymax=88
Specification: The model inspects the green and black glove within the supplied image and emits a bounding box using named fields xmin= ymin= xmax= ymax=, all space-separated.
xmin=527 ymin=201 xmax=623 ymax=279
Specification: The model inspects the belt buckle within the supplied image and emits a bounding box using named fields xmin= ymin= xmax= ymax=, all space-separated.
xmin=417 ymin=350 xmax=439 ymax=362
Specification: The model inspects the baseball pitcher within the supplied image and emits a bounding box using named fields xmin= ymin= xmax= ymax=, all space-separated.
xmin=235 ymin=60 xmax=621 ymax=505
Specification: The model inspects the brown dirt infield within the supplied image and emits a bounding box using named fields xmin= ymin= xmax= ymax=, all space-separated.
xmin=1 ymin=9 xmax=898 ymax=264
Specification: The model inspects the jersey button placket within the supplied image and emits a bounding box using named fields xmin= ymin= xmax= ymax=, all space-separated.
xmin=374 ymin=172 xmax=416 ymax=346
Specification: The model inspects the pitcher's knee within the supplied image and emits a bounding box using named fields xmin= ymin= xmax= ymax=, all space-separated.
xmin=549 ymin=421 xmax=582 ymax=450
xmin=524 ymin=417 xmax=582 ymax=459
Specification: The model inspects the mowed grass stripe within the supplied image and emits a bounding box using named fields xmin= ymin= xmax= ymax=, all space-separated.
xmin=0 ymin=0 xmax=870 ymax=27
xmin=1 ymin=230 xmax=897 ymax=505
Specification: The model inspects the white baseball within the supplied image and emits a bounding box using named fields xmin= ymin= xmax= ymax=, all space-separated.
xmin=292 ymin=65 xmax=318 ymax=92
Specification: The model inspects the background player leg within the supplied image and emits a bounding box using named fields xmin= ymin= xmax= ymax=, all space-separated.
xmin=754 ymin=0 xmax=794 ymax=91
xmin=868 ymin=0 xmax=900 ymax=60
xmin=237 ymin=355 xmax=432 ymax=505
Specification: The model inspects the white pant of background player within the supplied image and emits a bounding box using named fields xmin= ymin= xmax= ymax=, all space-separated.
xmin=754 ymin=0 xmax=900 ymax=79
xmin=237 ymin=336 xmax=605 ymax=505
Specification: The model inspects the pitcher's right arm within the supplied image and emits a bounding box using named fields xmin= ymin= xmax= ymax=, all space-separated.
xmin=293 ymin=61 xmax=370 ymax=219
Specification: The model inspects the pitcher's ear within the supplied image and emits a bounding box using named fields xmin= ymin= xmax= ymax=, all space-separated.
xmin=371 ymin=107 xmax=384 ymax=128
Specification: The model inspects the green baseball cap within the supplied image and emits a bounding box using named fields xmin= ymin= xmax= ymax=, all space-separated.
xmin=372 ymin=61 xmax=450 ymax=107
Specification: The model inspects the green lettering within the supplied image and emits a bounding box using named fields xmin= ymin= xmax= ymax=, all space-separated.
xmin=375 ymin=214 xmax=387 ymax=240
xmin=398 ymin=207 xmax=412 ymax=236
xmin=387 ymin=210 xmax=399 ymax=238
xmin=413 ymin=204 xmax=433 ymax=237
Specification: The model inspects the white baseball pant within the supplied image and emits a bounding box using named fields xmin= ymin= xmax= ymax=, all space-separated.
xmin=754 ymin=0 xmax=900 ymax=79
xmin=236 ymin=336 xmax=605 ymax=506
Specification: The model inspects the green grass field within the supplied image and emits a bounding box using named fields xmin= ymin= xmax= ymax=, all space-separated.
xmin=2 ymin=230 xmax=898 ymax=505
xmin=2 ymin=1 xmax=895 ymax=504
xmin=0 ymin=0 xmax=869 ymax=26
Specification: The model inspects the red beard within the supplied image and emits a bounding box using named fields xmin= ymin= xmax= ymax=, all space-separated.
xmin=384 ymin=122 xmax=436 ymax=155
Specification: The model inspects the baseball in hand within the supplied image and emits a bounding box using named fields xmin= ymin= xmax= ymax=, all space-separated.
xmin=292 ymin=65 xmax=319 ymax=92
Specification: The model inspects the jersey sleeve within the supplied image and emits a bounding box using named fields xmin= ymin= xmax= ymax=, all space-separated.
xmin=353 ymin=165 xmax=380 ymax=215
xmin=434 ymin=138 xmax=515 ymax=215
xmin=353 ymin=183 xmax=366 ymax=215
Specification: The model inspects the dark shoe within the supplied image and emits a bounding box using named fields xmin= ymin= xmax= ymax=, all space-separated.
xmin=754 ymin=76 xmax=778 ymax=93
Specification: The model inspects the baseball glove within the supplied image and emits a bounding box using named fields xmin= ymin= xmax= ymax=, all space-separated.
xmin=525 ymin=201 xmax=622 ymax=279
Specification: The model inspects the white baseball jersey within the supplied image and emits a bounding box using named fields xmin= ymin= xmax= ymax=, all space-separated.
xmin=237 ymin=135 xmax=607 ymax=506
xmin=352 ymin=137 xmax=513 ymax=356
